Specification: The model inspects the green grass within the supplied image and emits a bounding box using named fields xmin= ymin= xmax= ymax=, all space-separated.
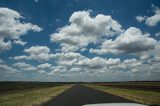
xmin=86 ymin=84 xmax=160 ymax=106
xmin=0 ymin=82 xmax=64 ymax=92
xmin=0 ymin=84 xmax=73 ymax=106
xmin=97 ymin=81 xmax=160 ymax=86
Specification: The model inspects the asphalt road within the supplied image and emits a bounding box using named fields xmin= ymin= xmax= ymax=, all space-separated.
xmin=43 ymin=84 xmax=134 ymax=106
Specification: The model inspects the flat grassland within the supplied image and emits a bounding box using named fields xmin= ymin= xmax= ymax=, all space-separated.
xmin=87 ymin=82 xmax=160 ymax=106
xmin=96 ymin=81 xmax=160 ymax=91
xmin=0 ymin=82 xmax=73 ymax=106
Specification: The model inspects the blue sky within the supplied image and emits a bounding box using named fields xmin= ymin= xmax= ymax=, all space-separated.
xmin=0 ymin=0 xmax=160 ymax=82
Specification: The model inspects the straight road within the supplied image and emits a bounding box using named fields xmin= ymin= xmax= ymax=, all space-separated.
xmin=43 ymin=84 xmax=134 ymax=106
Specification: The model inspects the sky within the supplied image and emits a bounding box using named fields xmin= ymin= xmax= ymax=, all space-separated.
xmin=0 ymin=0 xmax=160 ymax=82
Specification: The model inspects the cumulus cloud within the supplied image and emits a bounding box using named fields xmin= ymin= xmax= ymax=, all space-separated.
xmin=37 ymin=63 xmax=52 ymax=69
xmin=13 ymin=62 xmax=52 ymax=74
xmin=24 ymin=46 xmax=50 ymax=54
xmin=0 ymin=63 xmax=21 ymax=81
xmin=50 ymin=52 xmax=120 ymax=70
xmin=13 ymin=39 xmax=27 ymax=46
xmin=136 ymin=5 xmax=160 ymax=27
xmin=106 ymin=58 xmax=121 ymax=65
xmin=50 ymin=52 xmax=86 ymax=67
xmin=51 ymin=52 xmax=85 ymax=60
xmin=50 ymin=10 xmax=122 ymax=52
xmin=0 ymin=38 xmax=11 ymax=51
xmin=13 ymin=62 xmax=37 ymax=71
xmin=136 ymin=16 xmax=145 ymax=22
xmin=0 ymin=8 xmax=42 ymax=51
xmin=24 ymin=46 xmax=52 ymax=61
xmin=145 ymin=6 xmax=160 ymax=26
xmin=0 ymin=64 xmax=17 ymax=72
xmin=51 ymin=53 xmax=120 ymax=70
xmin=75 ymin=57 xmax=108 ymax=69
xmin=9 ymin=50 xmax=160 ymax=81
xmin=13 ymin=62 xmax=32 ymax=68
xmin=148 ymin=55 xmax=160 ymax=64
xmin=90 ymin=27 xmax=157 ymax=54
xmin=3 ymin=9 xmax=160 ymax=82
xmin=11 ymin=55 xmax=28 ymax=60
xmin=47 ymin=53 xmax=160 ymax=81
xmin=12 ymin=46 xmax=53 ymax=62
xmin=0 ymin=62 xmax=53 ymax=81
xmin=155 ymin=32 xmax=160 ymax=37
xmin=123 ymin=58 xmax=142 ymax=67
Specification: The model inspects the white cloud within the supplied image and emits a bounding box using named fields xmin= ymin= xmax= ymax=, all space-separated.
xmin=90 ymin=27 xmax=157 ymax=54
xmin=2 ymin=8 xmax=160 ymax=82
xmin=123 ymin=58 xmax=142 ymax=67
xmin=148 ymin=55 xmax=160 ymax=63
xmin=108 ymin=58 xmax=142 ymax=70
xmin=0 ymin=38 xmax=11 ymax=51
xmin=0 ymin=7 xmax=42 ymax=51
xmin=51 ymin=52 xmax=121 ymax=70
xmin=137 ymin=43 xmax=160 ymax=62
xmin=106 ymin=58 xmax=121 ymax=65
xmin=75 ymin=57 xmax=108 ymax=69
xmin=12 ymin=47 xmax=85 ymax=62
xmin=50 ymin=10 xmax=122 ymax=52
xmin=12 ymin=55 xmax=28 ymax=60
xmin=13 ymin=62 xmax=37 ymax=71
xmin=37 ymin=63 xmax=52 ymax=69
xmin=13 ymin=62 xmax=32 ymax=68
xmin=51 ymin=52 xmax=86 ymax=66
xmin=0 ymin=63 xmax=19 ymax=78
xmin=31 ymin=25 xmax=42 ymax=32
xmin=0 ymin=64 xmax=16 ymax=72
xmin=51 ymin=52 xmax=85 ymax=60
xmin=13 ymin=39 xmax=27 ymax=46
xmin=136 ymin=6 xmax=160 ymax=27
xmin=145 ymin=6 xmax=160 ymax=26
xmin=9 ymin=47 xmax=155 ymax=81
xmin=24 ymin=46 xmax=50 ymax=54
xmin=24 ymin=46 xmax=52 ymax=61
xmin=155 ymin=32 xmax=160 ymax=37
xmin=47 ymin=54 xmax=160 ymax=81
xmin=7 ymin=53 xmax=160 ymax=81
xmin=29 ymin=50 xmax=158 ymax=82
xmin=136 ymin=16 xmax=145 ymax=22
xmin=13 ymin=62 xmax=52 ymax=74
xmin=12 ymin=46 xmax=53 ymax=62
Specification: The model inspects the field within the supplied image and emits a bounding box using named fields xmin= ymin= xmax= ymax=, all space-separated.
xmin=0 ymin=82 xmax=73 ymax=106
xmin=87 ymin=81 xmax=160 ymax=106
xmin=1 ymin=81 xmax=160 ymax=106
xmin=95 ymin=81 xmax=160 ymax=91
xmin=0 ymin=81 xmax=69 ymax=92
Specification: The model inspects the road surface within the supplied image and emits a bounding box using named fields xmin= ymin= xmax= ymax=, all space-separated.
xmin=43 ymin=84 xmax=134 ymax=106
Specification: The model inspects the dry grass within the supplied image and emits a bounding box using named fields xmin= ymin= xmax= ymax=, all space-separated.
xmin=0 ymin=84 xmax=73 ymax=106
xmin=86 ymin=84 xmax=160 ymax=106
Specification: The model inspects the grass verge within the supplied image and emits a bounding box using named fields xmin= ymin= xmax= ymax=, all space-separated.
xmin=0 ymin=84 xmax=73 ymax=106
xmin=86 ymin=84 xmax=160 ymax=106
